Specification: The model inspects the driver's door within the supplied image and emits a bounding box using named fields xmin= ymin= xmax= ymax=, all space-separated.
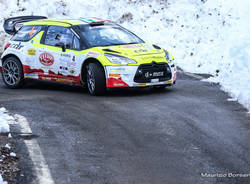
xmin=38 ymin=25 xmax=77 ymax=82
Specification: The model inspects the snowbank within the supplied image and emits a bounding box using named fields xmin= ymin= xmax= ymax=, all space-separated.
xmin=0 ymin=107 xmax=11 ymax=183
xmin=0 ymin=0 xmax=249 ymax=110
xmin=0 ymin=107 xmax=13 ymax=184
xmin=0 ymin=175 xmax=7 ymax=184
xmin=0 ymin=108 xmax=11 ymax=133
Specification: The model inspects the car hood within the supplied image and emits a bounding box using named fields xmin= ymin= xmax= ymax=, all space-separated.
xmin=100 ymin=43 xmax=165 ymax=57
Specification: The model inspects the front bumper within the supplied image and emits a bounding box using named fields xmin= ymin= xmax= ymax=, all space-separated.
xmin=104 ymin=63 xmax=177 ymax=88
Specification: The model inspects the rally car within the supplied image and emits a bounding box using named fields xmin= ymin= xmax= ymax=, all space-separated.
xmin=0 ymin=16 xmax=177 ymax=95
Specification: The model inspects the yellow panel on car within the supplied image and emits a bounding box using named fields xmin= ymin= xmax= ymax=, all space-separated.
xmin=137 ymin=83 xmax=147 ymax=87
xmin=166 ymin=80 xmax=172 ymax=84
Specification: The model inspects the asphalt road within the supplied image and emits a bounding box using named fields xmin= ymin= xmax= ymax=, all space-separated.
xmin=0 ymin=72 xmax=250 ymax=184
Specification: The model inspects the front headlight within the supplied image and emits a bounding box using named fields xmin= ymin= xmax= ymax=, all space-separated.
xmin=164 ymin=50 xmax=175 ymax=67
xmin=105 ymin=53 xmax=137 ymax=65
xmin=164 ymin=50 xmax=171 ymax=61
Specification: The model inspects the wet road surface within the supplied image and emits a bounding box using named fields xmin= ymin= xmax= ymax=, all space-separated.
xmin=0 ymin=72 xmax=250 ymax=184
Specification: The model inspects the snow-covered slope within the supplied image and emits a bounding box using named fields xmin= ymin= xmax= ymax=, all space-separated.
xmin=0 ymin=0 xmax=249 ymax=110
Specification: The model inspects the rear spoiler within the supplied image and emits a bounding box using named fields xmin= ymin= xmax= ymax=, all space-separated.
xmin=3 ymin=16 xmax=47 ymax=35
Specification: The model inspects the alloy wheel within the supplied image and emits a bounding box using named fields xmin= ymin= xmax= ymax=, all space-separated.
xmin=2 ymin=60 xmax=20 ymax=86
xmin=87 ymin=66 xmax=95 ymax=93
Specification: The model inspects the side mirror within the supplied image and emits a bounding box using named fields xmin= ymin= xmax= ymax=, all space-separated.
xmin=55 ymin=42 xmax=66 ymax=52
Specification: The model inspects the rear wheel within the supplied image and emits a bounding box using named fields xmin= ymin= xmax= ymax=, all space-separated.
xmin=2 ymin=57 xmax=24 ymax=89
xmin=86 ymin=63 xmax=106 ymax=95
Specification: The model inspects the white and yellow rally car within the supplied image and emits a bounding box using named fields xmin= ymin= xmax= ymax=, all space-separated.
xmin=1 ymin=16 xmax=177 ymax=95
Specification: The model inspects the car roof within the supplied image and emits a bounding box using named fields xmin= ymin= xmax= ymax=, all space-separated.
xmin=24 ymin=17 xmax=112 ymax=27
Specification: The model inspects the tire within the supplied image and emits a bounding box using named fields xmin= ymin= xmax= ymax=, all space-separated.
xmin=86 ymin=62 xmax=106 ymax=95
xmin=1 ymin=57 xmax=24 ymax=89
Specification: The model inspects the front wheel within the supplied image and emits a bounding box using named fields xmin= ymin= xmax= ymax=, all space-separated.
xmin=86 ymin=63 xmax=106 ymax=95
xmin=2 ymin=57 xmax=24 ymax=89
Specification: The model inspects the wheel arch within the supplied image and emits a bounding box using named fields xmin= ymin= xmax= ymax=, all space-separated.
xmin=1 ymin=53 xmax=25 ymax=88
xmin=81 ymin=57 xmax=106 ymax=84
xmin=1 ymin=54 xmax=22 ymax=65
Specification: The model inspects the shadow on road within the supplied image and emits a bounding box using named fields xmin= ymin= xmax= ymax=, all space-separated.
xmin=19 ymin=79 xmax=177 ymax=97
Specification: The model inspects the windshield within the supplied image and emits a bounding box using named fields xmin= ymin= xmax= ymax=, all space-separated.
xmin=78 ymin=24 xmax=144 ymax=47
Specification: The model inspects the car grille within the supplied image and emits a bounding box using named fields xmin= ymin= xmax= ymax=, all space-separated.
xmin=134 ymin=62 xmax=172 ymax=83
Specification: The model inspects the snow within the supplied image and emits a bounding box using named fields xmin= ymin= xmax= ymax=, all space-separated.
xmin=0 ymin=108 xmax=11 ymax=133
xmin=4 ymin=144 xmax=10 ymax=150
xmin=7 ymin=133 xmax=12 ymax=139
xmin=0 ymin=175 xmax=7 ymax=184
xmin=0 ymin=0 xmax=249 ymax=110
xmin=9 ymin=152 xmax=16 ymax=157
xmin=0 ymin=108 xmax=12 ymax=183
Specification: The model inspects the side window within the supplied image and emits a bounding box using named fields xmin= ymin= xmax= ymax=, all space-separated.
xmin=44 ymin=26 xmax=74 ymax=49
xmin=72 ymin=36 xmax=80 ymax=50
xmin=12 ymin=25 xmax=42 ymax=42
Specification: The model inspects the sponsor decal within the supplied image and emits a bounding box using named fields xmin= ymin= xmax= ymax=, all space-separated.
xmin=56 ymin=78 xmax=73 ymax=83
xmin=87 ymin=51 xmax=101 ymax=57
xmin=145 ymin=71 xmax=164 ymax=78
xmin=109 ymin=74 xmax=121 ymax=77
xmin=41 ymin=77 xmax=52 ymax=81
xmin=39 ymin=53 xmax=54 ymax=66
xmin=60 ymin=66 xmax=68 ymax=70
xmin=24 ymin=73 xmax=39 ymax=79
xmin=114 ymin=83 xmax=126 ymax=87
xmin=10 ymin=42 xmax=24 ymax=50
xmin=60 ymin=54 xmax=72 ymax=63
xmin=27 ymin=48 xmax=36 ymax=56
xmin=61 ymin=53 xmax=71 ymax=58
xmin=134 ymin=49 xmax=148 ymax=53
xmin=123 ymin=45 xmax=141 ymax=49
xmin=151 ymin=56 xmax=164 ymax=59
xmin=69 ymin=69 xmax=75 ymax=75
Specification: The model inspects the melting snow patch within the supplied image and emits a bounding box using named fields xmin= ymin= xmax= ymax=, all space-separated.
xmin=7 ymin=133 xmax=12 ymax=139
xmin=0 ymin=175 xmax=7 ymax=184
xmin=9 ymin=152 xmax=16 ymax=157
xmin=4 ymin=144 xmax=10 ymax=150
xmin=0 ymin=108 xmax=12 ymax=133
xmin=227 ymin=98 xmax=237 ymax=102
